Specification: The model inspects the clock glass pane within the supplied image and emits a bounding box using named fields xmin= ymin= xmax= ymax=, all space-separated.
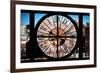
xmin=37 ymin=15 xmax=77 ymax=58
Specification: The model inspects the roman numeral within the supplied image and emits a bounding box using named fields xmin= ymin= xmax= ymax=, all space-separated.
xmin=40 ymin=26 xmax=47 ymax=31
xmin=63 ymin=44 xmax=70 ymax=53
xmin=52 ymin=15 xmax=57 ymax=26
xmin=43 ymin=44 xmax=51 ymax=52
xmin=43 ymin=21 xmax=52 ymax=31
xmin=64 ymin=24 xmax=73 ymax=33
xmin=66 ymin=31 xmax=77 ymax=36
xmin=58 ymin=47 xmax=65 ymax=57
xmin=62 ymin=18 xmax=68 ymax=25
xmin=58 ymin=16 xmax=62 ymax=26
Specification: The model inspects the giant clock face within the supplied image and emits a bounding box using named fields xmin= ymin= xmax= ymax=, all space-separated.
xmin=37 ymin=15 xmax=77 ymax=58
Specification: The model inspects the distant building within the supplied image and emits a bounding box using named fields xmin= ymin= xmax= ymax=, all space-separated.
xmin=83 ymin=23 xmax=89 ymax=57
xmin=72 ymin=21 xmax=89 ymax=58
xmin=20 ymin=24 xmax=29 ymax=49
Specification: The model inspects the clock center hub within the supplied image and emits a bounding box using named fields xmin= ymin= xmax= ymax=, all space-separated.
xmin=49 ymin=27 xmax=65 ymax=46
xmin=51 ymin=27 xmax=65 ymax=36
xmin=49 ymin=38 xmax=65 ymax=46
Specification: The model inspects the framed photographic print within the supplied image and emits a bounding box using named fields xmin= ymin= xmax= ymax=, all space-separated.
xmin=11 ymin=0 xmax=97 ymax=72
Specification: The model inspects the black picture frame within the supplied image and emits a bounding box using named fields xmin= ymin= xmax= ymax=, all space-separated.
xmin=11 ymin=0 xmax=96 ymax=73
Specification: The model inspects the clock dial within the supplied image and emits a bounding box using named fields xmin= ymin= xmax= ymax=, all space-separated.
xmin=37 ymin=15 xmax=77 ymax=58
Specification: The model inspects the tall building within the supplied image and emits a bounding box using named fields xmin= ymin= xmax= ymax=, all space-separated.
xmin=20 ymin=24 xmax=29 ymax=59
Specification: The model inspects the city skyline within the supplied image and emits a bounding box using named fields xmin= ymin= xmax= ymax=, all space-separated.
xmin=21 ymin=13 xmax=90 ymax=26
